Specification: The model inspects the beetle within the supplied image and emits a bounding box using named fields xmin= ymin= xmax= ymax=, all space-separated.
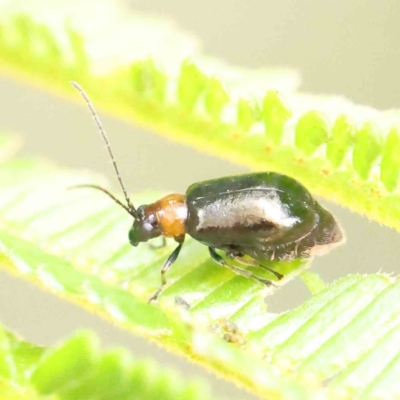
xmin=71 ymin=82 xmax=344 ymax=302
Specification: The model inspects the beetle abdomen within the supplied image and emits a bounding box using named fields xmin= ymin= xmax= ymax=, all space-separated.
xmin=185 ymin=172 xmax=343 ymax=261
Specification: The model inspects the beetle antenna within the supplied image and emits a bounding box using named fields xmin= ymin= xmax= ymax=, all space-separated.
xmin=70 ymin=81 xmax=137 ymax=218
xmin=69 ymin=184 xmax=133 ymax=215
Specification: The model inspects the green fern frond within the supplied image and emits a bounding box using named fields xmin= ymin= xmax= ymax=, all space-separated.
xmin=0 ymin=325 xmax=220 ymax=400
xmin=4 ymin=5 xmax=400 ymax=232
xmin=1 ymin=156 xmax=400 ymax=399
xmin=2 ymin=4 xmax=400 ymax=399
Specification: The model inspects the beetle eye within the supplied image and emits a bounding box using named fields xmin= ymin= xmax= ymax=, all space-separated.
xmin=143 ymin=222 xmax=153 ymax=232
xmin=148 ymin=214 xmax=156 ymax=224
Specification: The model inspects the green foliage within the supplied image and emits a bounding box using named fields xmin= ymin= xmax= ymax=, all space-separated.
xmin=178 ymin=60 xmax=208 ymax=112
xmin=295 ymin=111 xmax=330 ymax=156
xmin=1 ymin=4 xmax=400 ymax=399
xmin=262 ymin=91 xmax=293 ymax=144
xmin=380 ymin=127 xmax=400 ymax=190
xmin=0 ymin=156 xmax=399 ymax=399
xmin=0 ymin=325 xmax=218 ymax=400
xmin=326 ymin=115 xmax=354 ymax=167
xmin=353 ymin=122 xmax=382 ymax=180
xmin=2 ymin=9 xmax=400 ymax=232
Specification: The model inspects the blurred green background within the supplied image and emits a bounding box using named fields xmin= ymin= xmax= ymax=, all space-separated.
xmin=1 ymin=1 xmax=399 ymax=398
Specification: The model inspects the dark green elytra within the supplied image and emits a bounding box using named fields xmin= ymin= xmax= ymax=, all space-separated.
xmin=184 ymin=172 xmax=344 ymax=262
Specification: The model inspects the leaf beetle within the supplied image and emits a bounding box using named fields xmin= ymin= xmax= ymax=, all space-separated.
xmin=71 ymin=82 xmax=344 ymax=302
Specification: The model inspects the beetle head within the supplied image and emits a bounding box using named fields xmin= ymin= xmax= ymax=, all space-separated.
xmin=129 ymin=205 xmax=162 ymax=246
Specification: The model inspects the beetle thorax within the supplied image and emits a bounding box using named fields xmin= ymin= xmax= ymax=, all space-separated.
xmin=146 ymin=194 xmax=188 ymax=239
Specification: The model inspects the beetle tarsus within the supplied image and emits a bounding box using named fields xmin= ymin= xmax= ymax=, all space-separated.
xmin=209 ymin=247 xmax=274 ymax=287
xmin=259 ymin=264 xmax=284 ymax=280
xmin=259 ymin=278 xmax=274 ymax=287
xmin=148 ymin=241 xmax=183 ymax=303
xmin=230 ymin=255 xmax=284 ymax=281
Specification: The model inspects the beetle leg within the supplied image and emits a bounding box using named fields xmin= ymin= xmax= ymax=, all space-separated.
xmin=259 ymin=264 xmax=283 ymax=280
xmin=232 ymin=256 xmax=258 ymax=266
xmin=230 ymin=255 xmax=284 ymax=281
xmin=259 ymin=265 xmax=283 ymax=280
xmin=209 ymin=248 xmax=274 ymax=287
xmin=149 ymin=237 xmax=167 ymax=250
xmin=149 ymin=241 xmax=184 ymax=303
